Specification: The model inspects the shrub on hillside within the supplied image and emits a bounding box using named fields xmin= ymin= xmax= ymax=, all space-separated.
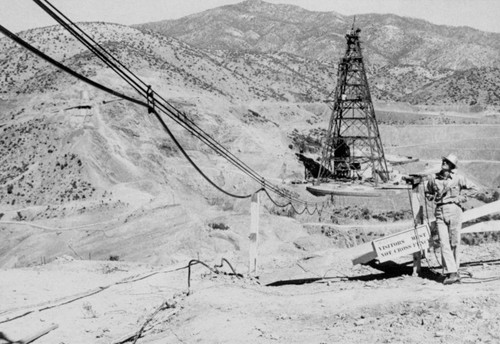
xmin=208 ymin=222 xmax=229 ymax=231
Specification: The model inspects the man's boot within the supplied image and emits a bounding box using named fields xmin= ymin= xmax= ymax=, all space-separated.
xmin=443 ymin=272 xmax=460 ymax=285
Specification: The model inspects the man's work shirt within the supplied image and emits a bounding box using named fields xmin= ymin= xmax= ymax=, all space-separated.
xmin=425 ymin=170 xmax=478 ymax=205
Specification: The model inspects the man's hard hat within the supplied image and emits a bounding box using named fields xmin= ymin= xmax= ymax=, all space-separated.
xmin=442 ymin=153 xmax=458 ymax=169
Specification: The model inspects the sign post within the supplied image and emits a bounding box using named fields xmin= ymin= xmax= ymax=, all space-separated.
xmin=249 ymin=192 xmax=260 ymax=275
xmin=411 ymin=182 xmax=424 ymax=274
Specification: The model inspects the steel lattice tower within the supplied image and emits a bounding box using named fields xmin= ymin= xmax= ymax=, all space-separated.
xmin=320 ymin=27 xmax=389 ymax=184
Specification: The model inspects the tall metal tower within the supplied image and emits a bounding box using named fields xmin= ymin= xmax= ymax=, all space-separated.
xmin=319 ymin=27 xmax=389 ymax=184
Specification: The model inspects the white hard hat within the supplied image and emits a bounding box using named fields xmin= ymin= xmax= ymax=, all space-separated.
xmin=442 ymin=153 xmax=458 ymax=169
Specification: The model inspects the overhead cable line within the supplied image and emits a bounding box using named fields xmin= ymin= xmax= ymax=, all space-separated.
xmin=0 ymin=25 xmax=145 ymax=107
xmin=34 ymin=0 xmax=319 ymax=203
xmin=35 ymin=0 xmax=286 ymax=196
xmin=0 ymin=24 xmax=255 ymax=199
xmin=10 ymin=2 xmax=331 ymax=212
xmin=0 ymin=22 xmax=300 ymax=209
xmin=34 ymin=0 xmax=275 ymax=194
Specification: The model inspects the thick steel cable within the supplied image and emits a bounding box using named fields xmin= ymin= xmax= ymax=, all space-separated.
xmin=187 ymin=258 xmax=243 ymax=291
xmin=33 ymin=0 xmax=321 ymax=205
xmin=38 ymin=0 xmax=149 ymax=88
xmin=34 ymin=0 xmax=147 ymax=98
xmin=0 ymin=25 xmax=145 ymax=108
xmin=306 ymin=204 xmax=317 ymax=215
xmin=262 ymin=188 xmax=292 ymax=208
xmin=38 ymin=0 xmax=327 ymax=193
xmin=35 ymin=0 xmax=272 ymax=194
xmin=261 ymin=188 xmax=318 ymax=216
xmin=291 ymin=203 xmax=309 ymax=215
xmin=3 ymin=22 xmax=326 ymax=210
xmin=11 ymin=3 xmax=332 ymax=210
xmin=39 ymin=11 xmax=281 ymax=200
xmin=0 ymin=25 xmax=255 ymax=199
xmin=151 ymin=108 xmax=253 ymax=199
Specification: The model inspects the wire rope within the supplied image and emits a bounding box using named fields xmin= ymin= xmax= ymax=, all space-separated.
xmin=0 ymin=25 xmax=256 ymax=199
xmin=34 ymin=0 xmax=324 ymax=204
xmin=5 ymin=4 xmax=332 ymax=211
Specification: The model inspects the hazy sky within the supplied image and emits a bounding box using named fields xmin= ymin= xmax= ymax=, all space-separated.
xmin=2 ymin=0 xmax=500 ymax=34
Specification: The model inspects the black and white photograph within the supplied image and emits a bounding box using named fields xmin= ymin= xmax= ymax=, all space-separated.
xmin=1 ymin=0 xmax=500 ymax=343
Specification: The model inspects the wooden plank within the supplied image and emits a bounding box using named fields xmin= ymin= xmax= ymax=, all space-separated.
xmin=462 ymin=200 xmax=500 ymax=223
xmin=462 ymin=220 xmax=500 ymax=234
xmin=351 ymin=249 xmax=377 ymax=266
xmin=351 ymin=201 xmax=500 ymax=265
xmin=21 ymin=324 xmax=59 ymax=344
xmin=411 ymin=184 xmax=424 ymax=275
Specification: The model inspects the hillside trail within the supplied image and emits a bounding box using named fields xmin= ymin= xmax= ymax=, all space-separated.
xmin=1 ymin=242 xmax=500 ymax=344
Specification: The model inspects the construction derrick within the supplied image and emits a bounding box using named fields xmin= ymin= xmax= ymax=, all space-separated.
xmin=319 ymin=27 xmax=389 ymax=184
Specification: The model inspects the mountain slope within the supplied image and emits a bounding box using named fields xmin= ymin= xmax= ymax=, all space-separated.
xmin=400 ymin=67 xmax=500 ymax=107
xmin=0 ymin=23 xmax=337 ymax=103
xmin=0 ymin=19 xmax=499 ymax=268
xmin=132 ymin=0 xmax=500 ymax=108
xmin=135 ymin=0 xmax=500 ymax=70
xmin=0 ymin=22 xmax=327 ymax=220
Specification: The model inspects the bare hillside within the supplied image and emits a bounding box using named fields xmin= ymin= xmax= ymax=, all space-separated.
xmin=1 ymin=21 xmax=500 ymax=268
xmin=1 ymin=5 xmax=500 ymax=344
xmin=135 ymin=0 xmax=500 ymax=70
xmin=134 ymin=0 xmax=500 ymax=109
xmin=0 ymin=23 xmax=335 ymax=103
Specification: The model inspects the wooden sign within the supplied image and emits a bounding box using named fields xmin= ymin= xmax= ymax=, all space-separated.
xmin=352 ymin=200 xmax=500 ymax=266
xmin=372 ymin=224 xmax=430 ymax=263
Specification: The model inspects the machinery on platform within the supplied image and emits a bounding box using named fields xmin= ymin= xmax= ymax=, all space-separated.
xmin=299 ymin=25 xmax=409 ymax=197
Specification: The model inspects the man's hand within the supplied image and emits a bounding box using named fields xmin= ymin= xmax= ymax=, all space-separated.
xmin=425 ymin=193 xmax=435 ymax=202
xmin=458 ymin=195 xmax=468 ymax=203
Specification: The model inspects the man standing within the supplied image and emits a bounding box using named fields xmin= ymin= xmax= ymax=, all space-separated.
xmin=425 ymin=153 xmax=478 ymax=285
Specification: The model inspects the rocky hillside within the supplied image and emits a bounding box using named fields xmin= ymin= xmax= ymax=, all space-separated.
xmin=134 ymin=0 xmax=500 ymax=108
xmin=135 ymin=0 xmax=500 ymax=70
xmin=1 ymin=20 xmax=357 ymax=268
xmin=0 ymin=23 xmax=335 ymax=103
xmin=399 ymin=67 xmax=500 ymax=107
xmin=0 ymin=23 xmax=326 ymax=223
xmin=0 ymin=12 xmax=499 ymax=267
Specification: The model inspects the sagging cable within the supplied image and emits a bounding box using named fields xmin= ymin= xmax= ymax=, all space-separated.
xmin=0 ymin=25 xmax=255 ymax=200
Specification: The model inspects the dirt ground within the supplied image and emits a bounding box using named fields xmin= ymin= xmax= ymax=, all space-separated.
xmin=2 ymin=242 xmax=500 ymax=344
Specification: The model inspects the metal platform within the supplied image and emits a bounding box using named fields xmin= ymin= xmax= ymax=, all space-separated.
xmin=306 ymin=183 xmax=382 ymax=197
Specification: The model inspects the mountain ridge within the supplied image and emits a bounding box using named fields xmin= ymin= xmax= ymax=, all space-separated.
xmin=132 ymin=0 xmax=500 ymax=109
xmin=134 ymin=0 xmax=500 ymax=70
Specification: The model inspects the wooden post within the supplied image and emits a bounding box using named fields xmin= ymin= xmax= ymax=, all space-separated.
xmin=249 ymin=192 xmax=260 ymax=275
xmin=21 ymin=324 xmax=59 ymax=344
xmin=411 ymin=181 xmax=424 ymax=276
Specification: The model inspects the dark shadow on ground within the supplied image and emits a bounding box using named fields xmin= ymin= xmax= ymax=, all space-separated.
xmin=266 ymin=258 xmax=500 ymax=286
xmin=265 ymin=260 xmax=444 ymax=286
xmin=266 ymin=277 xmax=337 ymax=287
xmin=364 ymin=260 xmax=443 ymax=282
